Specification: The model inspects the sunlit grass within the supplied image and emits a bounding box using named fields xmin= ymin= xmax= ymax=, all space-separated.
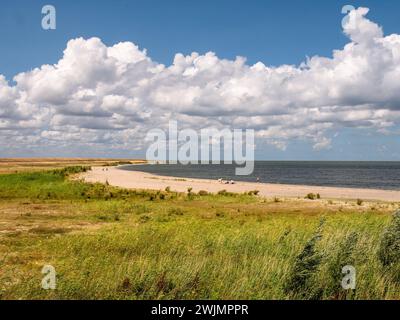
xmin=0 ymin=168 xmax=399 ymax=300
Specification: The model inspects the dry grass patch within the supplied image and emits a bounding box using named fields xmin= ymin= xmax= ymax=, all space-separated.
xmin=0 ymin=158 xmax=146 ymax=174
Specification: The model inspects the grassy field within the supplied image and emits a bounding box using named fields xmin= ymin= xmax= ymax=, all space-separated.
xmin=0 ymin=166 xmax=399 ymax=300
xmin=0 ymin=158 xmax=146 ymax=174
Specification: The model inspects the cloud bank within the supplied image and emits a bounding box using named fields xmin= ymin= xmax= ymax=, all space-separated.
xmin=1 ymin=7 xmax=400 ymax=156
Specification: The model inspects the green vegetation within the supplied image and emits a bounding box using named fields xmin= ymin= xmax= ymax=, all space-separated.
xmin=273 ymin=196 xmax=281 ymax=203
xmin=0 ymin=168 xmax=399 ymax=300
xmin=247 ymin=190 xmax=260 ymax=196
xmin=0 ymin=158 xmax=145 ymax=174
xmin=377 ymin=211 xmax=400 ymax=284
xmin=325 ymin=232 xmax=359 ymax=299
xmin=197 ymin=190 xmax=209 ymax=196
xmin=284 ymin=219 xmax=324 ymax=299
xmin=305 ymin=193 xmax=321 ymax=200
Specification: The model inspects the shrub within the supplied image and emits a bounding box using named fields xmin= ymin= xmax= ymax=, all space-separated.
xmin=285 ymin=220 xmax=324 ymax=298
xmin=186 ymin=187 xmax=194 ymax=200
xmin=378 ymin=211 xmax=400 ymax=267
xmin=198 ymin=190 xmax=209 ymax=196
xmin=217 ymin=190 xmax=236 ymax=197
xmin=51 ymin=166 xmax=91 ymax=177
xmin=247 ymin=190 xmax=260 ymax=196
xmin=305 ymin=193 xmax=318 ymax=200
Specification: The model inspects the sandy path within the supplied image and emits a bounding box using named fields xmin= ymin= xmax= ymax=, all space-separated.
xmin=80 ymin=166 xmax=400 ymax=202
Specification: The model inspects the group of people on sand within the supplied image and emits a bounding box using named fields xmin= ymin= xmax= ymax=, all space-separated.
xmin=217 ymin=177 xmax=261 ymax=184
xmin=217 ymin=178 xmax=235 ymax=185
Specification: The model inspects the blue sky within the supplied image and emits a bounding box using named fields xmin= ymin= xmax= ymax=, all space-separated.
xmin=2 ymin=0 xmax=400 ymax=79
xmin=1 ymin=1 xmax=400 ymax=160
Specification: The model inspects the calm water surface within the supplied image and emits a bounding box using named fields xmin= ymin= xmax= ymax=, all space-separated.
xmin=121 ymin=161 xmax=400 ymax=190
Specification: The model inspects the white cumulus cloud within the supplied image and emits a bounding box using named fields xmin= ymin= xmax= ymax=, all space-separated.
xmin=1 ymin=7 xmax=400 ymax=156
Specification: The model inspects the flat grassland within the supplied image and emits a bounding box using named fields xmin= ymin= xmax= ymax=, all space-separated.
xmin=0 ymin=164 xmax=399 ymax=300
xmin=0 ymin=158 xmax=146 ymax=174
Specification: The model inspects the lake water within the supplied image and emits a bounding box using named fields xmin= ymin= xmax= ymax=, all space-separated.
xmin=121 ymin=161 xmax=400 ymax=190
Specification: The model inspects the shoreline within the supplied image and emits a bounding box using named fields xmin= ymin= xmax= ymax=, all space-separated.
xmin=80 ymin=166 xmax=400 ymax=202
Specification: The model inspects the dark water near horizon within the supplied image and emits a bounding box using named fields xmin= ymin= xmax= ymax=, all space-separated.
xmin=121 ymin=161 xmax=400 ymax=190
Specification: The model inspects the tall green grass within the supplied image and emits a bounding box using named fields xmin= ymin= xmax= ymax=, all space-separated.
xmin=0 ymin=166 xmax=181 ymax=201
xmin=0 ymin=166 xmax=90 ymax=200
xmin=0 ymin=168 xmax=399 ymax=300
xmin=4 ymin=212 xmax=398 ymax=300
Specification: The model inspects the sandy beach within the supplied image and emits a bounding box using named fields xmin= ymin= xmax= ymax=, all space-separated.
xmin=80 ymin=166 xmax=400 ymax=202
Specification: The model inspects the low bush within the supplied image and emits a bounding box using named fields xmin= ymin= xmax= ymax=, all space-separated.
xmin=378 ymin=211 xmax=400 ymax=267
xmin=305 ymin=193 xmax=320 ymax=200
